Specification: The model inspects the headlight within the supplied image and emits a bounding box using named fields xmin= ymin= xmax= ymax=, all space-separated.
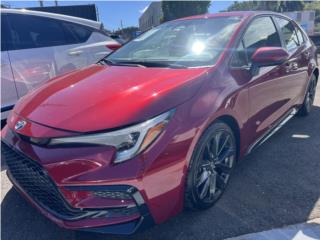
xmin=49 ymin=109 xmax=175 ymax=163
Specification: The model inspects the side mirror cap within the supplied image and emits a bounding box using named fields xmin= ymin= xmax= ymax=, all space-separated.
xmin=251 ymin=47 xmax=289 ymax=67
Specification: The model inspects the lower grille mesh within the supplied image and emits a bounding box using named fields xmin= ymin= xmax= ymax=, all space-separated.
xmin=1 ymin=142 xmax=139 ymax=220
xmin=1 ymin=142 xmax=84 ymax=219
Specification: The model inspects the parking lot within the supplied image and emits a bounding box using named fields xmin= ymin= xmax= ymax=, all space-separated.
xmin=1 ymin=83 xmax=320 ymax=240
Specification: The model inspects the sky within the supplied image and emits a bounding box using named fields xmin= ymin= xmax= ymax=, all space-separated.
xmin=4 ymin=1 xmax=234 ymax=31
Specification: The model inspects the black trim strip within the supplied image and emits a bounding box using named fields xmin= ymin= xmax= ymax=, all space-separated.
xmin=1 ymin=105 xmax=14 ymax=113
xmin=246 ymin=108 xmax=298 ymax=155
xmin=66 ymin=184 xmax=156 ymax=234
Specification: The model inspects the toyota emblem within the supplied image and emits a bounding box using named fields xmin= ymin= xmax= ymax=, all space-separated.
xmin=15 ymin=120 xmax=26 ymax=131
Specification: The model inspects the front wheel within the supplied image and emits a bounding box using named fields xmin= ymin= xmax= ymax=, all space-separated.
xmin=184 ymin=121 xmax=237 ymax=210
xmin=298 ymin=74 xmax=318 ymax=116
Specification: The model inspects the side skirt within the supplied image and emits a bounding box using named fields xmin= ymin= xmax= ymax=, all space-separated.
xmin=246 ymin=107 xmax=298 ymax=155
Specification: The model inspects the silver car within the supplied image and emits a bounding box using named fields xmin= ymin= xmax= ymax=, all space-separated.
xmin=1 ymin=9 xmax=121 ymax=121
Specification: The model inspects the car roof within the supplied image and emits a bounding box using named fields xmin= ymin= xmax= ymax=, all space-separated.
xmin=1 ymin=8 xmax=103 ymax=30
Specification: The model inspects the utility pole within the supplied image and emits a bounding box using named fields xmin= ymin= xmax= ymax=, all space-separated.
xmin=39 ymin=0 xmax=43 ymax=7
xmin=120 ymin=20 xmax=124 ymax=30
xmin=54 ymin=0 xmax=58 ymax=6
xmin=120 ymin=20 xmax=124 ymax=37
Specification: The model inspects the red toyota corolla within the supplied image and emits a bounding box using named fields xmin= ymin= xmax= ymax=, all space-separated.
xmin=1 ymin=11 xmax=318 ymax=234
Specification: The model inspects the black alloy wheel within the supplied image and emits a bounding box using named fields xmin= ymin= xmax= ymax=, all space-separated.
xmin=185 ymin=121 xmax=237 ymax=210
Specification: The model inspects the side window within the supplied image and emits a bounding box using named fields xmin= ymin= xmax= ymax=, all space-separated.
xmin=231 ymin=17 xmax=281 ymax=67
xmin=61 ymin=22 xmax=92 ymax=44
xmin=1 ymin=15 xmax=10 ymax=51
xmin=6 ymin=14 xmax=67 ymax=50
xmin=275 ymin=17 xmax=299 ymax=52
xmin=230 ymin=40 xmax=248 ymax=67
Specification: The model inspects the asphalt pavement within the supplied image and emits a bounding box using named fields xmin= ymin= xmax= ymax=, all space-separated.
xmin=1 ymin=83 xmax=320 ymax=240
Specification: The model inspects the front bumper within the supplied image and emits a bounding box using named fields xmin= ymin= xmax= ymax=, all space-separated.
xmin=2 ymin=103 xmax=191 ymax=234
xmin=2 ymin=141 xmax=155 ymax=234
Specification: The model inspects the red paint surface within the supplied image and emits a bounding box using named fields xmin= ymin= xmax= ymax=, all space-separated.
xmin=2 ymin=11 xmax=318 ymax=232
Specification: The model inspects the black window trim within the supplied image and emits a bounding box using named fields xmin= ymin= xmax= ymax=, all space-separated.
xmin=272 ymin=15 xmax=301 ymax=53
xmin=291 ymin=20 xmax=307 ymax=47
xmin=229 ymin=14 xmax=283 ymax=69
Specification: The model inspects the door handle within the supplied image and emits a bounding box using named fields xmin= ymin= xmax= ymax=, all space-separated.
xmin=285 ymin=62 xmax=298 ymax=72
xmin=291 ymin=62 xmax=298 ymax=71
xmin=68 ymin=50 xmax=83 ymax=56
xmin=303 ymin=51 xmax=310 ymax=59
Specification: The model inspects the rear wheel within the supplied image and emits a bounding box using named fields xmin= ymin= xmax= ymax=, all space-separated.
xmin=184 ymin=121 xmax=237 ymax=210
xmin=298 ymin=74 xmax=318 ymax=116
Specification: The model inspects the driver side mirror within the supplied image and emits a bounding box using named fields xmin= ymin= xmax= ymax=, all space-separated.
xmin=251 ymin=47 xmax=289 ymax=76
xmin=252 ymin=47 xmax=289 ymax=66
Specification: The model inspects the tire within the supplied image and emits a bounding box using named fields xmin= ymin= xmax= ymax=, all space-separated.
xmin=298 ymin=74 xmax=318 ymax=116
xmin=184 ymin=121 xmax=237 ymax=210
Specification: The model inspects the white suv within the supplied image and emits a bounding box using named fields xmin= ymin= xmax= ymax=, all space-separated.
xmin=1 ymin=9 xmax=121 ymax=121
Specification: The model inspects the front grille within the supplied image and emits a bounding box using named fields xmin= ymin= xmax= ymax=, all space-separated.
xmin=1 ymin=142 xmax=84 ymax=219
xmin=1 ymin=142 xmax=139 ymax=221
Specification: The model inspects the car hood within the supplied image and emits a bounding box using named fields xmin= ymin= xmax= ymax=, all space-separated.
xmin=13 ymin=64 xmax=209 ymax=133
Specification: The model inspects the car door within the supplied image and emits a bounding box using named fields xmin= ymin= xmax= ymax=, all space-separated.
xmin=82 ymin=31 xmax=119 ymax=63
xmin=6 ymin=13 xmax=89 ymax=97
xmin=230 ymin=16 xmax=297 ymax=144
xmin=273 ymin=16 xmax=309 ymax=107
xmin=62 ymin=22 xmax=118 ymax=64
xmin=1 ymin=14 xmax=18 ymax=120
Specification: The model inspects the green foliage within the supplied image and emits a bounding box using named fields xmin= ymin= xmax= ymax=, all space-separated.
xmin=304 ymin=1 xmax=320 ymax=24
xmin=226 ymin=1 xmax=260 ymax=11
xmin=1 ymin=3 xmax=10 ymax=8
xmin=161 ymin=1 xmax=211 ymax=22
xmin=226 ymin=1 xmax=304 ymax=13
xmin=226 ymin=1 xmax=320 ymax=33
xmin=278 ymin=1 xmax=304 ymax=12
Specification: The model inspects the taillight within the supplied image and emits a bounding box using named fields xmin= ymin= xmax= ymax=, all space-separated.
xmin=106 ymin=43 xmax=122 ymax=51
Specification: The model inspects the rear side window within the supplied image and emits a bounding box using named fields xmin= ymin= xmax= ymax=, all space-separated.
xmin=6 ymin=14 xmax=67 ymax=50
xmin=275 ymin=17 xmax=299 ymax=52
xmin=231 ymin=16 xmax=281 ymax=67
xmin=61 ymin=22 xmax=92 ymax=44
xmin=1 ymin=15 xmax=11 ymax=51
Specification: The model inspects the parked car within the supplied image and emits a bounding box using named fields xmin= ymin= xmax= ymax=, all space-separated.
xmin=109 ymin=34 xmax=127 ymax=44
xmin=1 ymin=9 xmax=121 ymax=122
xmin=309 ymin=34 xmax=320 ymax=53
xmin=1 ymin=11 xmax=318 ymax=234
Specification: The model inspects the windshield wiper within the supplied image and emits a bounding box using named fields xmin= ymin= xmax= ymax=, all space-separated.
xmin=98 ymin=59 xmax=146 ymax=68
xmin=115 ymin=61 xmax=187 ymax=69
xmin=98 ymin=58 xmax=115 ymax=65
xmin=98 ymin=59 xmax=187 ymax=69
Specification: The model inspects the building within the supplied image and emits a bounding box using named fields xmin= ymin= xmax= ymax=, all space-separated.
xmin=25 ymin=4 xmax=98 ymax=21
xmin=283 ymin=10 xmax=315 ymax=36
xmin=139 ymin=2 xmax=163 ymax=32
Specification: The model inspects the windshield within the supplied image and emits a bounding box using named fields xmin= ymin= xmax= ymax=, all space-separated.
xmin=106 ymin=17 xmax=242 ymax=68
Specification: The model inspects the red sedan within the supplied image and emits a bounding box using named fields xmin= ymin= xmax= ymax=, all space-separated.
xmin=1 ymin=11 xmax=318 ymax=234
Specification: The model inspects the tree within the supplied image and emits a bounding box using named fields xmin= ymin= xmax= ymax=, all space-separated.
xmin=278 ymin=1 xmax=304 ymax=12
xmin=161 ymin=1 xmax=211 ymax=22
xmin=304 ymin=1 xmax=320 ymax=32
xmin=1 ymin=3 xmax=10 ymax=8
xmin=226 ymin=1 xmax=304 ymax=13
xmin=226 ymin=1 xmax=259 ymax=12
